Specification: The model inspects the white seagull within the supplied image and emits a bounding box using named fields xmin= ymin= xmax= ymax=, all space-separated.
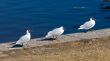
xmin=78 ymin=17 xmax=96 ymax=30
xmin=45 ymin=26 xmax=64 ymax=39
xmin=15 ymin=30 xmax=31 ymax=46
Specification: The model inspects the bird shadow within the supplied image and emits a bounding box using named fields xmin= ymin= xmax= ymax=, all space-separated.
xmin=40 ymin=38 xmax=56 ymax=41
xmin=10 ymin=44 xmax=23 ymax=48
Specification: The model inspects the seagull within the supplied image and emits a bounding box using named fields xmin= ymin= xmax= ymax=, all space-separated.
xmin=78 ymin=17 xmax=96 ymax=30
xmin=11 ymin=30 xmax=31 ymax=47
xmin=44 ymin=26 xmax=64 ymax=40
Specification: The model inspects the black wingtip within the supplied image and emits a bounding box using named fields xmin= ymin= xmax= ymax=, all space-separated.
xmin=11 ymin=44 xmax=23 ymax=48
xmin=41 ymin=38 xmax=56 ymax=41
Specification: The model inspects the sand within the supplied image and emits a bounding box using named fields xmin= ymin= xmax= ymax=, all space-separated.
xmin=0 ymin=28 xmax=110 ymax=52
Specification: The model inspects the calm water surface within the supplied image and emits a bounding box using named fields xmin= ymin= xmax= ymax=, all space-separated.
xmin=0 ymin=0 xmax=110 ymax=43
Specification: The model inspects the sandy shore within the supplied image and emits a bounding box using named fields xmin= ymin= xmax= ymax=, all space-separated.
xmin=0 ymin=28 xmax=110 ymax=51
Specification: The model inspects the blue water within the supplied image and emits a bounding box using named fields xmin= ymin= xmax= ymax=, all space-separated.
xmin=0 ymin=0 xmax=110 ymax=43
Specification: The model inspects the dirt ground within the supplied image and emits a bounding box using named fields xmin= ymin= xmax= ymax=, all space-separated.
xmin=0 ymin=28 xmax=110 ymax=61
xmin=0 ymin=36 xmax=110 ymax=61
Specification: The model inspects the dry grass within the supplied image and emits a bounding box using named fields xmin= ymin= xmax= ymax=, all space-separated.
xmin=1 ymin=36 xmax=110 ymax=61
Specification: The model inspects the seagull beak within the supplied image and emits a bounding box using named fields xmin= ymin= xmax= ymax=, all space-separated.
xmin=63 ymin=27 xmax=65 ymax=30
xmin=91 ymin=17 xmax=96 ymax=20
xmin=93 ymin=18 xmax=96 ymax=20
xmin=28 ymin=29 xmax=32 ymax=33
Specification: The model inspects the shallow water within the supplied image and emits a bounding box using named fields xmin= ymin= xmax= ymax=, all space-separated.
xmin=0 ymin=0 xmax=110 ymax=43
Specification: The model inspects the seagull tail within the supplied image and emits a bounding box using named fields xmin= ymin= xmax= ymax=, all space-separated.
xmin=45 ymin=34 xmax=52 ymax=38
xmin=73 ymin=24 xmax=81 ymax=29
xmin=78 ymin=27 xmax=83 ymax=30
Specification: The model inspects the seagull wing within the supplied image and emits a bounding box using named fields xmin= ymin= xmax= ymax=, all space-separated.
xmin=16 ymin=35 xmax=30 ymax=45
xmin=45 ymin=27 xmax=63 ymax=38
xmin=79 ymin=20 xmax=93 ymax=29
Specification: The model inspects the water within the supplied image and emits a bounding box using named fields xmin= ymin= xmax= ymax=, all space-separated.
xmin=0 ymin=0 xmax=110 ymax=43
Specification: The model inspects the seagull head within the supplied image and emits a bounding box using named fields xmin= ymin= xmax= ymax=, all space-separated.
xmin=90 ymin=17 xmax=96 ymax=21
xmin=60 ymin=26 xmax=64 ymax=29
xmin=26 ymin=29 xmax=31 ymax=33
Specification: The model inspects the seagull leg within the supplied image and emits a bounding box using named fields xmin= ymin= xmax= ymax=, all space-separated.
xmin=25 ymin=43 xmax=30 ymax=48
xmin=89 ymin=28 xmax=94 ymax=31
xmin=55 ymin=36 xmax=58 ymax=39
xmin=51 ymin=35 xmax=57 ymax=42
xmin=55 ymin=35 xmax=61 ymax=42
xmin=51 ymin=35 xmax=55 ymax=41
xmin=23 ymin=42 xmax=29 ymax=48
xmin=21 ymin=43 xmax=23 ymax=46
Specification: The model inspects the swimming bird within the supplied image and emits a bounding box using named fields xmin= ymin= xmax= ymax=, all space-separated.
xmin=44 ymin=26 xmax=64 ymax=40
xmin=12 ymin=30 xmax=31 ymax=47
xmin=78 ymin=17 xmax=96 ymax=30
